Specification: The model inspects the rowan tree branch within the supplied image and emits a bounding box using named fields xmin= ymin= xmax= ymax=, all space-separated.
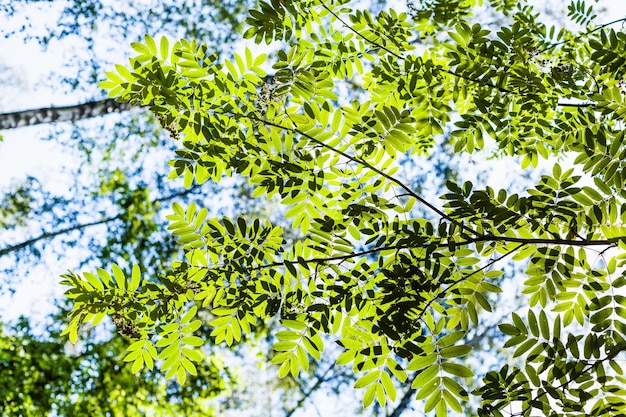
xmin=538 ymin=17 xmax=626 ymax=53
xmin=322 ymin=1 xmax=620 ymax=111
xmin=415 ymin=243 xmax=525 ymax=322
xmin=240 ymin=112 xmax=483 ymax=238
xmin=211 ymin=233 xmax=623 ymax=275
xmin=518 ymin=342 xmax=626 ymax=415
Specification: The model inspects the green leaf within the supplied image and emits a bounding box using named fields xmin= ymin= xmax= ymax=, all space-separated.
xmin=143 ymin=349 xmax=155 ymax=370
xmin=499 ymin=323 xmax=520 ymax=336
xmin=412 ymin=364 xmax=439 ymax=388
xmin=182 ymin=320 xmax=202 ymax=334
xmin=424 ymin=389 xmax=442 ymax=413
xmin=131 ymin=356 xmax=144 ymax=374
xmin=83 ymin=272 xmax=104 ymax=292
xmin=440 ymin=345 xmax=472 ymax=359
xmin=443 ymin=388 xmax=462 ymax=412
xmin=380 ymin=370 xmax=396 ymax=401
xmin=539 ymin=310 xmax=550 ymax=339
xmin=123 ymin=349 xmax=143 ymax=362
xmin=354 ymin=370 xmax=380 ymax=388
xmin=282 ymin=319 xmax=306 ymax=330
xmin=416 ymin=378 xmax=440 ymax=400
xmin=273 ymin=341 xmax=297 ymax=351
xmin=111 ymin=264 xmax=126 ymax=290
xmin=363 ymin=383 xmax=377 ymax=408
xmin=514 ymin=338 xmax=537 ymax=357
xmin=130 ymin=264 xmax=141 ymax=292
xmin=181 ymin=305 xmax=197 ymax=324
xmin=441 ymin=362 xmax=474 ymax=378
xmin=96 ymin=268 xmax=112 ymax=287
xmin=144 ymin=34 xmax=157 ymax=54
xmin=159 ymin=36 xmax=169 ymax=59
xmin=407 ymin=353 xmax=438 ymax=371
xmin=181 ymin=357 xmax=197 ymax=375
xmin=512 ymin=312 xmax=527 ymax=334
xmin=182 ymin=347 xmax=203 ymax=363
xmin=296 ymin=345 xmax=309 ymax=372
xmin=182 ymin=336 xmax=204 ymax=347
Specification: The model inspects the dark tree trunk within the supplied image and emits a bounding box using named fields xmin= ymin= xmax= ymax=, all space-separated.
xmin=0 ymin=99 xmax=139 ymax=130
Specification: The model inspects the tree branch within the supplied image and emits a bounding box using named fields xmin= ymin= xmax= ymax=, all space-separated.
xmin=214 ymin=233 xmax=622 ymax=275
xmin=321 ymin=2 xmax=520 ymax=97
xmin=320 ymin=2 xmax=403 ymax=61
xmin=0 ymin=215 xmax=124 ymax=258
xmin=322 ymin=1 xmax=622 ymax=111
xmin=518 ymin=342 xmax=626 ymax=415
xmin=0 ymin=187 xmax=200 ymax=258
xmin=556 ymin=102 xmax=595 ymax=108
xmin=538 ymin=17 xmax=626 ymax=54
xmin=285 ymin=362 xmax=336 ymax=417
xmin=387 ymin=373 xmax=418 ymax=417
xmin=415 ymin=243 xmax=525 ymax=322
xmin=241 ymin=112 xmax=483 ymax=238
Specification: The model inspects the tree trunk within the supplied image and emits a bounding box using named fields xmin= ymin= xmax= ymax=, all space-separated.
xmin=0 ymin=75 xmax=283 ymax=131
xmin=0 ymin=99 xmax=139 ymax=130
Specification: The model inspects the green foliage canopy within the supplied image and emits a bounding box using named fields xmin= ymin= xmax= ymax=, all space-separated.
xmin=0 ymin=319 xmax=228 ymax=416
xmin=63 ymin=0 xmax=626 ymax=415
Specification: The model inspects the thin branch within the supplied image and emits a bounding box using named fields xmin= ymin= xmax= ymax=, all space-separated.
xmin=322 ymin=1 xmax=624 ymax=110
xmin=445 ymin=69 xmax=514 ymax=95
xmin=320 ymin=2 xmax=402 ymax=61
xmin=321 ymin=2 xmax=517 ymax=97
xmin=519 ymin=342 xmax=626 ymax=415
xmin=538 ymin=17 xmax=626 ymax=54
xmin=0 ymin=215 xmax=124 ymax=258
xmin=214 ymin=232 xmax=622 ymax=275
xmin=415 ymin=243 xmax=526 ymax=322
xmin=556 ymin=102 xmax=595 ymax=108
xmin=466 ymin=235 xmax=622 ymax=247
xmin=284 ymin=362 xmax=336 ymax=417
xmin=243 ymin=112 xmax=482 ymax=238
xmin=0 ymin=187 xmax=200 ymax=258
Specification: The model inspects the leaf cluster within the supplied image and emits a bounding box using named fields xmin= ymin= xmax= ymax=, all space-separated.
xmin=61 ymin=0 xmax=626 ymax=415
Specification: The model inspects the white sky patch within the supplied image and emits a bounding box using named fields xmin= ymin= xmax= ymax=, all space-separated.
xmin=0 ymin=126 xmax=68 ymax=188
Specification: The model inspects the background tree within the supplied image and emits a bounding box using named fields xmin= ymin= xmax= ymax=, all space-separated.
xmin=0 ymin=0 xmax=253 ymax=282
xmin=63 ymin=0 xmax=626 ymax=416
xmin=0 ymin=1 xmax=257 ymax=415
